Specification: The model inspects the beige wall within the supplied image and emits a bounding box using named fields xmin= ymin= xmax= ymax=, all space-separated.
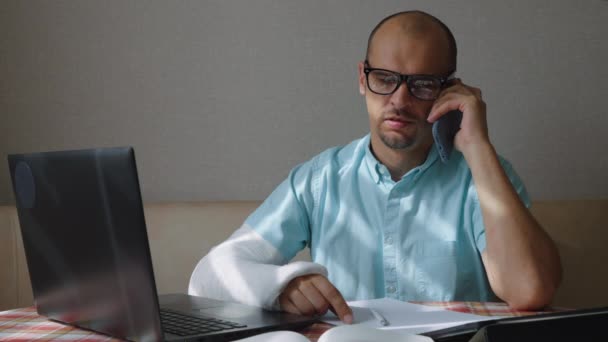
xmin=1 ymin=1 xmax=607 ymax=204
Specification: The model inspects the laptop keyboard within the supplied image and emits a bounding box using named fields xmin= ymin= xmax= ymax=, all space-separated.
xmin=160 ymin=308 xmax=247 ymax=337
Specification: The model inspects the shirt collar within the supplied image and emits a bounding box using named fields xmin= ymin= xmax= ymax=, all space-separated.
xmin=363 ymin=135 xmax=382 ymax=184
xmin=364 ymin=134 xmax=439 ymax=184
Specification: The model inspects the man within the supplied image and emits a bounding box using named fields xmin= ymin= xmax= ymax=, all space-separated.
xmin=189 ymin=10 xmax=562 ymax=324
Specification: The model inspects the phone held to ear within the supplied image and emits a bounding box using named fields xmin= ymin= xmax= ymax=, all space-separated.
xmin=432 ymin=110 xmax=463 ymax=163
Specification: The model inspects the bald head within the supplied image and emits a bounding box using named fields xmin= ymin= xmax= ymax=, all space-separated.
xmin=366 ymin=11 xmax=457 ymax=73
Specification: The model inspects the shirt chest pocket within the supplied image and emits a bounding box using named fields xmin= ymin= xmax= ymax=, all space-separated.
xmin=411 ymin=240 xmax=459 ymax=301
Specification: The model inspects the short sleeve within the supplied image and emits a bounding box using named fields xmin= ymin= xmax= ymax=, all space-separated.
xmin=472 ymin=157 xmax=531 ymax=253
xmin=244 ymin=161 xmax=316 ymax=261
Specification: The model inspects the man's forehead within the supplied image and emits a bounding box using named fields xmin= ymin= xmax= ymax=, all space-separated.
xmin=368 ymin=16 xmax=452 ymax=74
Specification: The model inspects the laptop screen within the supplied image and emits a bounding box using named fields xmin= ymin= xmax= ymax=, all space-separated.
xmin=8 ymin=147 xmax=164 ymax=341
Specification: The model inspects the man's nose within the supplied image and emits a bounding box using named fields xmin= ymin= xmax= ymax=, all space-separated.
xmin=390 ymin=81 xmax=414 ymax=108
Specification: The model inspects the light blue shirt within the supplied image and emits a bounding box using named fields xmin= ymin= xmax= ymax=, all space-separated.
xmin=246 ymin=134 xmax=530 ymax=302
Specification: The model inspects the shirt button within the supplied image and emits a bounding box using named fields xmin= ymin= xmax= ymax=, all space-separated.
xmin=386 ymin=285 xmax=396 ymax=293
xmin=384 ymin=236 xmax=393 ymax=245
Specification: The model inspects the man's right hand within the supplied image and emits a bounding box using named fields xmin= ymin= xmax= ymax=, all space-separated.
xmin=278 ymin=274 xmax=353 ymax=324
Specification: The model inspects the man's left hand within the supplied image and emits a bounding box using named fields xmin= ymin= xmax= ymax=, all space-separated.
xmin=426 ymin=79 xmax=490 ymax=156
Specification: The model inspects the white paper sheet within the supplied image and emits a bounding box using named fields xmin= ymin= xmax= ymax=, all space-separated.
xmin=321 ymin=298 xmax=498 ymax=335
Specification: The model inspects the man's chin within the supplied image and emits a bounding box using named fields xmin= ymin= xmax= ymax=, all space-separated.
xmin=380 ymin=133 xmax=415 ymax=150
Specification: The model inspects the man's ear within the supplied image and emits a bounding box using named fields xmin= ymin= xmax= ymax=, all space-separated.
xmin=357 ymin=61 xmax=366 ymax=96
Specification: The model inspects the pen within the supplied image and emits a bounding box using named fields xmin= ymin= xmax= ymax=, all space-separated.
xmin=370 ymin=308 xmax=389 ymax=326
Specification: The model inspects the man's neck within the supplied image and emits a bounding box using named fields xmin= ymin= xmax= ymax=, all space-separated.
xmin=370 ymin=136 xmax=433 ymax=182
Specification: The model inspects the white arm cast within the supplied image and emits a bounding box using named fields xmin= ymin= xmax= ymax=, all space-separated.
xmin=188 ymin=224 xmax=327 ymax=310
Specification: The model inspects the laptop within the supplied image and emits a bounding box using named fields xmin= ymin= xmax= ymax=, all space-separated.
xmin=7 ymin=147 xmax=318 ymax=341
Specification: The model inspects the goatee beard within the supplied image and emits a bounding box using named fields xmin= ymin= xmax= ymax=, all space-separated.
xmin=380 ymin=132 xmax=414 ymax=150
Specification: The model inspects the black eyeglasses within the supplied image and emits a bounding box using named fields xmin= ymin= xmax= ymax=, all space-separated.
xmin=363 ymin=60 xmax=455 ymax=101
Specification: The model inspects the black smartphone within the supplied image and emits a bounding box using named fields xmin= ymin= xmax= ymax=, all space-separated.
xmin=432 ymin=110 xmax=463 ymax=163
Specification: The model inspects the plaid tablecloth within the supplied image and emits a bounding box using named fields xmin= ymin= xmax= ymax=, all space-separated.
xmin=0 ymin=302 xmax=548 ymax=341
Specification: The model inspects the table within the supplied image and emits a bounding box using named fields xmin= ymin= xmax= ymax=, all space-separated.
xmin=0 ymin=302 xmax=549 ymax=341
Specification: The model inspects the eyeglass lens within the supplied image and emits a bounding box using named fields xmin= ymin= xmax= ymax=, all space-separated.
xmin=367 ymin=70 xmax=441 ymax=100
